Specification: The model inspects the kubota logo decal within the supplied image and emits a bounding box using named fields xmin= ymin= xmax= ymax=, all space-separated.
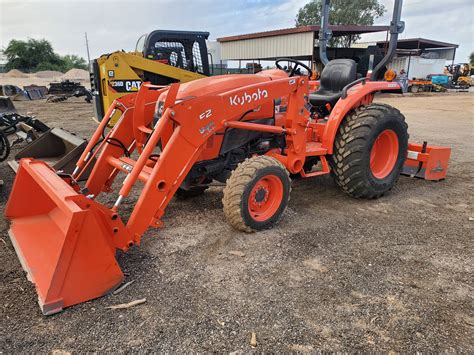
xmin=229 ymin=88 xmax=268 ymax=106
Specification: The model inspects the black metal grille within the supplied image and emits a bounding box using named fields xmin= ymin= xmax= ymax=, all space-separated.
xmin=148 ymin=38 xmax=204 ymax=74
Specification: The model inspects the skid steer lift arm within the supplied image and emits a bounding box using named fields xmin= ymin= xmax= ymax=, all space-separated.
xmin=5 ymin=76 xmax=310 ymax=314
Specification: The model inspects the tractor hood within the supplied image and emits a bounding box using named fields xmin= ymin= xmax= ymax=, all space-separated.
xmin=161 ymin=70 xmax=289 ymax=102
xmin=177 ymin=74 xmax=269 ymax=100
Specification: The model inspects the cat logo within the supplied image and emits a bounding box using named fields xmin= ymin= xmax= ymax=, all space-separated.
xmin=109 ymin=80 xmax=142 ymax=93
xmin=125 ymin=81 xmax=142 ymax=92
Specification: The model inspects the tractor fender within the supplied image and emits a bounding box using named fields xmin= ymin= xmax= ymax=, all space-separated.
xmin=321 ymin=81 xmax=401 ymax=154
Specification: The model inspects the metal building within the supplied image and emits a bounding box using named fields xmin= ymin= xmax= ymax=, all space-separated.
xmin=217 ymin=25 xmax=389 ymax=63
xmin=376 ymin=38 xmax=459 ymax=79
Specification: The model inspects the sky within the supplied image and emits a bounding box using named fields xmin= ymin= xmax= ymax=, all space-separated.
xmin=1 ymin=0 xmax=473 ymax=63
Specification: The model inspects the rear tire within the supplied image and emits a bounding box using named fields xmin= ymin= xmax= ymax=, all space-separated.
xmin=223 ymin=156 xmax=291 ymax=232
xmin=330 ymin=104 xmax=408 ymax=199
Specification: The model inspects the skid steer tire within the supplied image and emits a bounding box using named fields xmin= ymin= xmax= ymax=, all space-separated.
xmin=330 ymin=103 xmax=408 ymax=199
xmin=223 ymin=156 xmax=291 ymax=232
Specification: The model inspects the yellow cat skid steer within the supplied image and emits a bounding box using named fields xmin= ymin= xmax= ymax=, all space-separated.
xmin=91 ymin=30 xmax=210 ymax=125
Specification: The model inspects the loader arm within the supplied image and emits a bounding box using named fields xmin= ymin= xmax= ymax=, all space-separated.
xmin=81 ymin=77 xmax=310 ymax=240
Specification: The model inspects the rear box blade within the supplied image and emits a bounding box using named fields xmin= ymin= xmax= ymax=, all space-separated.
xmin=402 ymin=142 xmax=451 ymax=181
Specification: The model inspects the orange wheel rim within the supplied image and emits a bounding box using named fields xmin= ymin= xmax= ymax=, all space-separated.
xmin=370 ymin=129 xmax=399 ymax=179
xmin=248 ymin=175 xmax=283 ymax=222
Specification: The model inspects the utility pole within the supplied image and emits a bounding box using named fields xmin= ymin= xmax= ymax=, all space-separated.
xmin=85 ymin=32 xmax=91 ymax=65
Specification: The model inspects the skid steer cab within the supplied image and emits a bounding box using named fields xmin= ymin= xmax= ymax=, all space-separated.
xmin=6 ymin=0 xmax=451 ymax=314
xmin=91 ymin=30 xmax=210 ymax=125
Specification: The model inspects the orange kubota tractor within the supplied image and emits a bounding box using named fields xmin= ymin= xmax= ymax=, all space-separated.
xmin=5 ymin=0 xmax=451 ymax=314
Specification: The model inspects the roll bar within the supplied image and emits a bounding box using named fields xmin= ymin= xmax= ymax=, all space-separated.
xmin=318 ymin=0 xmax=405 ymax=80
xmin=318 ymin=0 xmax=331 ymax=66
xmin=372 ymin=0 xmax=405 ymax=79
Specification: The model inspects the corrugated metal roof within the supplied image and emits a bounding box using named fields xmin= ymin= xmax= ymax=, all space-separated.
xmin=217 ymin=25 xmax=389 ymax=42
xmin=377 ymin=38 xmax=459 ymax=50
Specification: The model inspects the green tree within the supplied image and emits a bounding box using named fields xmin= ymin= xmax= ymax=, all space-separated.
xmin=296 ymin=0 xmax=385 ymax=47
xmin=3 ymin=38 xmax=88 ymax=72
xmin=62 ymin=54 xmax=88 ymax=71
xmin=470 ymin=52 xmax=474 ymax=66
xmin=4 ymin=38 xmax=63 ymax=72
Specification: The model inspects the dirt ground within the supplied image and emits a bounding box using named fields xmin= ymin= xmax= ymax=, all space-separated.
xmin=0 ymin=93 xmax=473 ymax=352
xmin=0 ymin=72 xmax=91 ymax=90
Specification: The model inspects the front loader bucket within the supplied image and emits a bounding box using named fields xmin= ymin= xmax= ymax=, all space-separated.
xmin=5 ymin=159 xmax=124 ymax=315
xmin=402 ymin=142 xmax=451 ymax=180
xmin=9 ymin=127 xmax=94 ymax=178
xmin=0 ymin=96 xmax=16 ymax=113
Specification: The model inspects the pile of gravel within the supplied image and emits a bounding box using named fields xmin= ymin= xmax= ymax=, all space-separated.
xmin=5 ymin=69 xmax=29 ymax=78
xmin=61 ymin=69 xmax=89 ymax=81
xmin=34 ymin=70 xmax=64 ymax=78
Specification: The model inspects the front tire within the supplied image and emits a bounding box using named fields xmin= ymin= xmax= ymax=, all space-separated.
xmin=223 ymin=156 xmax=291 ymax=232
xmin=330 ymin=104 xmax=408 ymax=199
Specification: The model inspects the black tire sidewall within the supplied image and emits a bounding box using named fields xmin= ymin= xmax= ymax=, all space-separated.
xmin=241 ymin=166 xmax=290 ymax=231
xmin=0 ymin=132 xmax=10 ymax=162
xmin=364 ymin=115 xmax=408 ymax=192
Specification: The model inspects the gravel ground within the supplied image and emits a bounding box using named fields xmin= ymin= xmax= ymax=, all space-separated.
xmin=0 ymin=93 xmax=473 ymax=352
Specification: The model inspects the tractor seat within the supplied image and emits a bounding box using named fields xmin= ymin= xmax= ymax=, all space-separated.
xmin=310 ymin=59 xmax=357 ymax=108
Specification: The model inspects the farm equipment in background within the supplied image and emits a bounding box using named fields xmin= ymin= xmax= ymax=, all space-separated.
xmin=0 ymin=84 xmax=30 ymax=101
xmin=246 ymin=63 xmax=263 ymax=73
xmin=0 ymin=97 xmax=50 ymax=162
xmin=0 ymin=84 xmax=48 ymax=101
xmin=407 ymin=72 xmax=471 ymax=93
xmin=407 ymin=78 xmax=432 ymax=93
xmin=429 ymin=75 xmax=450 ymax=92
xmin=0 ymin=96 xmax=16 ymax=114
xmin=0 ymin=96 xmax=90 ymax=174
xmin=1 ymin=112 xmax=49 ymax=139
xmin=4 ymin=0 xmax=451 ymax=314
xmin=445 ymin=63 xmax=472 ymax=87
xmin=47 ymin=80 xmax=92 ymax=103
xmin=0 ymin=97 xmax=14 ymax=162
xmin=23 ymin=85 xmax=48 ymax=100
xmin=90 ymin=30 xmax=210 ymax=124
xmin=8 ymin=128 xmax=92 ymax=178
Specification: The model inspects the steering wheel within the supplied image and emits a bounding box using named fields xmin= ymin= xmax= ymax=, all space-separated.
xmin=275 ymin=58 xmax=314 ymax=78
